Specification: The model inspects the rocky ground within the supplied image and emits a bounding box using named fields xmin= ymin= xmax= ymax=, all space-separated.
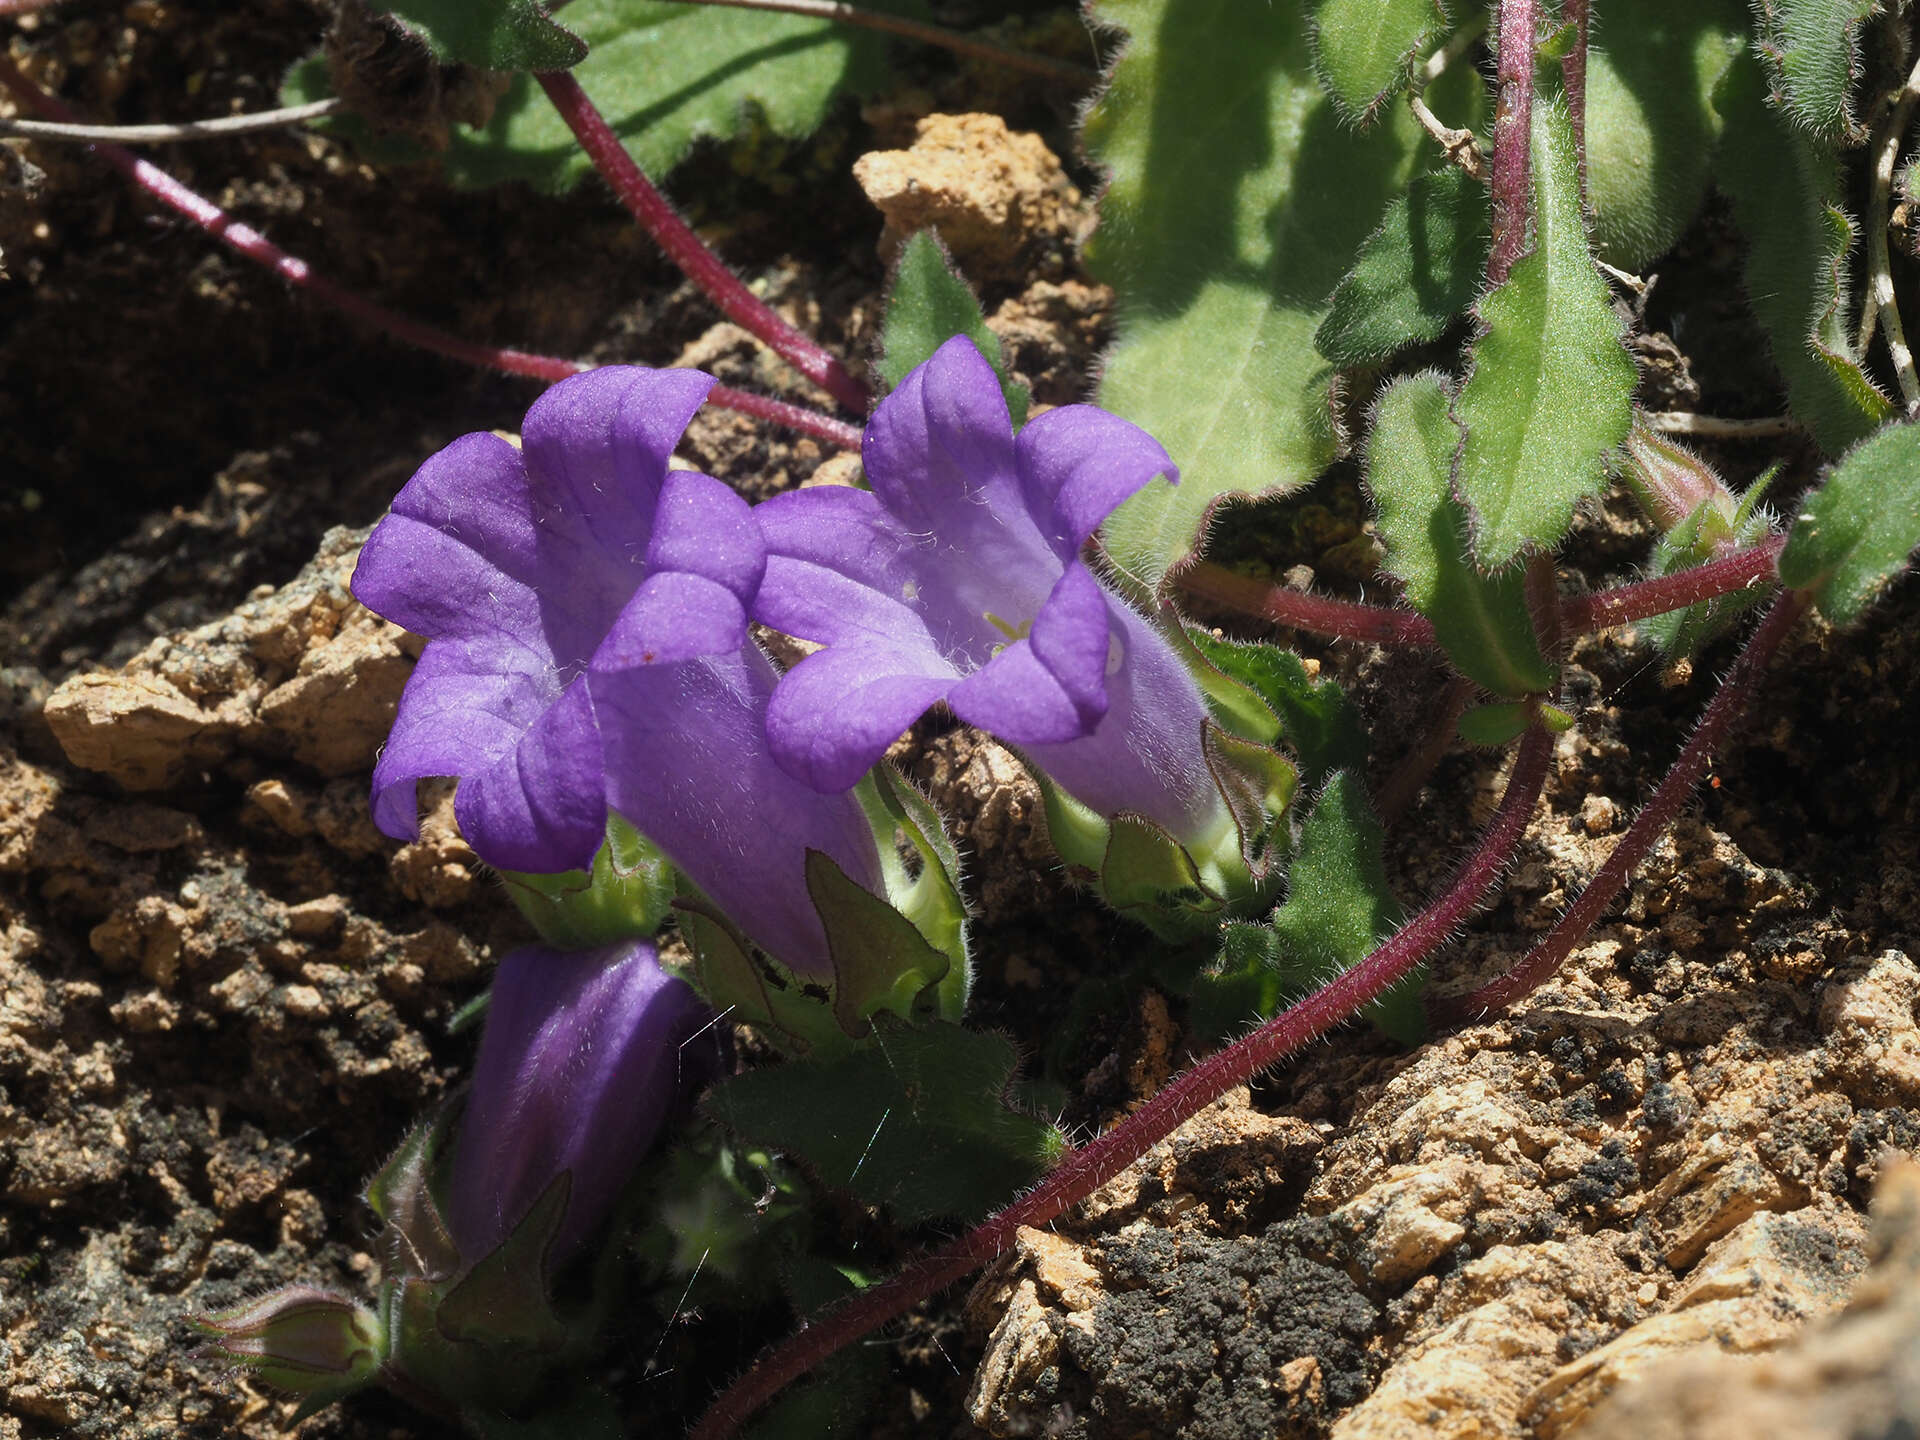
xmin=5 ymin=3 xmax=1920 ymax=1439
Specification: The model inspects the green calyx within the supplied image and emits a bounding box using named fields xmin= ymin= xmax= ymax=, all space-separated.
xmin=499 ymin=815 xmax=677 ymax=950
xmin=677 ymin=765 xmax=969 ymax=1058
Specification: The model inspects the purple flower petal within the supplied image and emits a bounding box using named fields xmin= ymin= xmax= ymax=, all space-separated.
xmin=862 ymin=335 xmax=1021 ymax=536
xmin=520 ymin=367 xmax=716 ymax=532
xmin=756 ymin=555 xmax=934 ymax=650
xmin=764 ymin=642 xmax=957 ymax=793
xmin=1016 ymin=404 xmax=1180 ymax=564
xmin=589 ymin=642 xmax=888 ymax=975
xmin=354 ymin=366 xmax=721 ymax=872
xmin=947 ymin=566 xmax=1111 ymax=744
xmin=755 ymin=485 xmax=905 ymax=593
xmin=645 ymin=470 xmax=765 ymax=608
xmin=447 ymin=941 xmax=709 ymax=1266
xmin=451 ymin=676 xmax=607 ymax=875
xmin=598 ymin=571 xmax=749 ymax=668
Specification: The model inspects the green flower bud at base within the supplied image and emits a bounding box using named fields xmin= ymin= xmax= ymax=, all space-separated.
xmin=195 ymin=1286 xmax=385 ymax=1409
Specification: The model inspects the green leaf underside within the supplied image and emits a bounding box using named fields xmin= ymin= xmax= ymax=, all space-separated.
xmin=1367 ymin=372 xmax=1553 ymax=695
xmin=878 ymin=231 xmax=1029 ymax=424
xmin=297 ymin=0 xmax=922 ymax=192
xmin=1183 ymin=628 xmax=1368 ymax=790
xmin=1083 ymin=0 xmax=1427 ymax=596
xmin=1779 ymin=419 xmax=1920 ymax=625
xmin=1455 ymin=98 xmax=1636 ymax=569
xmin=1191 ymin=773 xmax=1416 ymax=1044
xmin=1316 ymin=165 xmax=1489 ymax=367
xmin=703 ymin=1019 xmax=1065 ymax=1223
xmin=1582 ymin=0 xmax=1742 ymax=270
xmin=1714 ymin=54 xmax=1894 ymax=455
xmin=1751 ymin=0 xmax=1878 ymax=146
xmin=1308 ymin=0 xmax=1446 ymax=123
xmin=374 ymin=0 xmax=587 ymax=71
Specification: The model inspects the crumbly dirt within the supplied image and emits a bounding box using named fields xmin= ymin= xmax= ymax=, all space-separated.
xmin=6 ymin=3 xmax=1920 ymax=1440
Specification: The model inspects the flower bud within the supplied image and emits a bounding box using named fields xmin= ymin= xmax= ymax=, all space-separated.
xmin=195 ymin=1285 xmax=385 ymax=1400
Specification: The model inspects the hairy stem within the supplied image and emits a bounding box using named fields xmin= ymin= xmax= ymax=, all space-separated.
xmin=1559 ymin=536 xmax=1783 ymax=632
xmin=1857 ymin=51 xmax=1920 ymax=410
xmin=0 ymin=96 xmax=341 ymax=143
xmin=0 ymin=59 xmax=862 ymax=449
xmin=1487 ymin=0 xmax=1539 ymax=285
xmin=689 ymin=724 xmax=1557 ymax=1440
xmin=1179 ymin=563 xmax=1437 ymax=645
xmin=1560 ymin=0 xmax=1589 ymax=203
xmin=1435 ymin=590 xmax=1808 ymax=1022
xmin=1180 ymin=540 xmax=1784 ymax=648
xmin=535 ymin=70 xmax=869 ymax=415
xmin=661 ymin=0 xmax=1094 ymax=83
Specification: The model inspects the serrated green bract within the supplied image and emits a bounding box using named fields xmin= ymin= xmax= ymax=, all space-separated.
xmin=1779 ymin=419 xmax=1920 ymax=625
xmin=373 ymin=0 xmax=587 ymax=71
xmin=878 ymin=231 xmax=1028 ymax=423
xmin=1190 ymin=773 xmax=1418 ymax=1045
xmin=1181 ymin=628 xmax=1368 ymax=789
xmin=1714 ymin=54 xmax=1894 ymax=454
xmin=308 ymin=0 xmax=919 ymax=192
xmin=1307 ymin=0 xmax=1447 ymax=124
xmin=1082 ymin=0 xmax=1425 ymax=595
xmin=1315 ymin=166 xmax=1489 ymax=367
xmin=702 ymin=1018 xmax=1067 ymax=1223
xmin=1455 ymin=99 xmax=1636 ymax=570
xmin=1582 ymin=0 xmax=1742 ymax=269
xmin=1367 ymin=372 xmax=1554 ymax=696
xmin=1751 ymin=0 xmax=1878 ymax=146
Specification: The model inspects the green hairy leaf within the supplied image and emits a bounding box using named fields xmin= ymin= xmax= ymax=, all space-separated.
xmin=1308 ymin=0 xmax=1447 ymax=123
xmin=1714 ymin=54 xmax=1894 ymax=454
xmin=878 ymin=231 xmax=1029 ymax=423
xmin=1182 ymin=629 xmax=1368 ymax=789
xmin=1316 ymin=165 xmax=1490 ymax=366
xmin=1083 ymin=0 xmax=1425 ymax=595
xmin=373 ymin=0 xmax=587 ymax=71
xmin=1454 ymin=98 xmax=1636 ymax=569
xmin=1779 ymin=419 xmax=1920 ymax=625
xmin=703 ymin=1019 xmax=1067 ymax=1223
xmin=1190 ymin=773 xmax=1416 ymax=1044
xmin=1582 ymin=0 xmax=1743 ymax=269
xmin=1367 ymin=373 xmax=1553 ymax=696
xmin=1751 ymin=0 xmax=1879 ymax=146
xmin=303 ymin=0 xmax=918 ymax=192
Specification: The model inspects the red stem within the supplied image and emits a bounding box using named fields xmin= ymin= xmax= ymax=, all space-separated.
xmin=1560 ymin=536 xmax=1784 ymax=633
xmin=1435 ymin=590 xmax=1808 ymax=1022
xmin=1487 ymin=0 xmax=1538 ymax=286
xmin=535 ymin=70 xmax=870 ymax=416
xmin=1560 ymin=0 xmax=1590 ymax=204
xmin=689 ymin=723 xmax=1558 ymax=1440
xmin=1180 ymin=563 xmax=1437 ymax=646
xmin=1181 ymin=541 xmax=1784 ymax=649
xmin=0 ymin=58 xmax=862 ymax=451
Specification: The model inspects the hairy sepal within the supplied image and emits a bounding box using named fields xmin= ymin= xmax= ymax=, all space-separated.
xmin=500 ymin=815 xmax=678 ymax=950
xmin=1178 ymin=626 xmax=1369 ymax=789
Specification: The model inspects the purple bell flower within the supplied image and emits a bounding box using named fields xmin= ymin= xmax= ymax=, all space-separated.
xmin=753 ymin=336 xmax=1225 ymax=843
xmin=447 ymin=941 xmax=708 ymax=1266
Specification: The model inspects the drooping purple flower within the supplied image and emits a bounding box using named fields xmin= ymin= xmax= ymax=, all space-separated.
xmin=355 ymin=366 xmax=895 ymax=978
xmin=352 ymin=366 xmax=720 ymax=875
xmin=753 ymin=335 xmax=1224 ymax=840
xmin=446 ymin=941 xmax=709 ymax=1266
